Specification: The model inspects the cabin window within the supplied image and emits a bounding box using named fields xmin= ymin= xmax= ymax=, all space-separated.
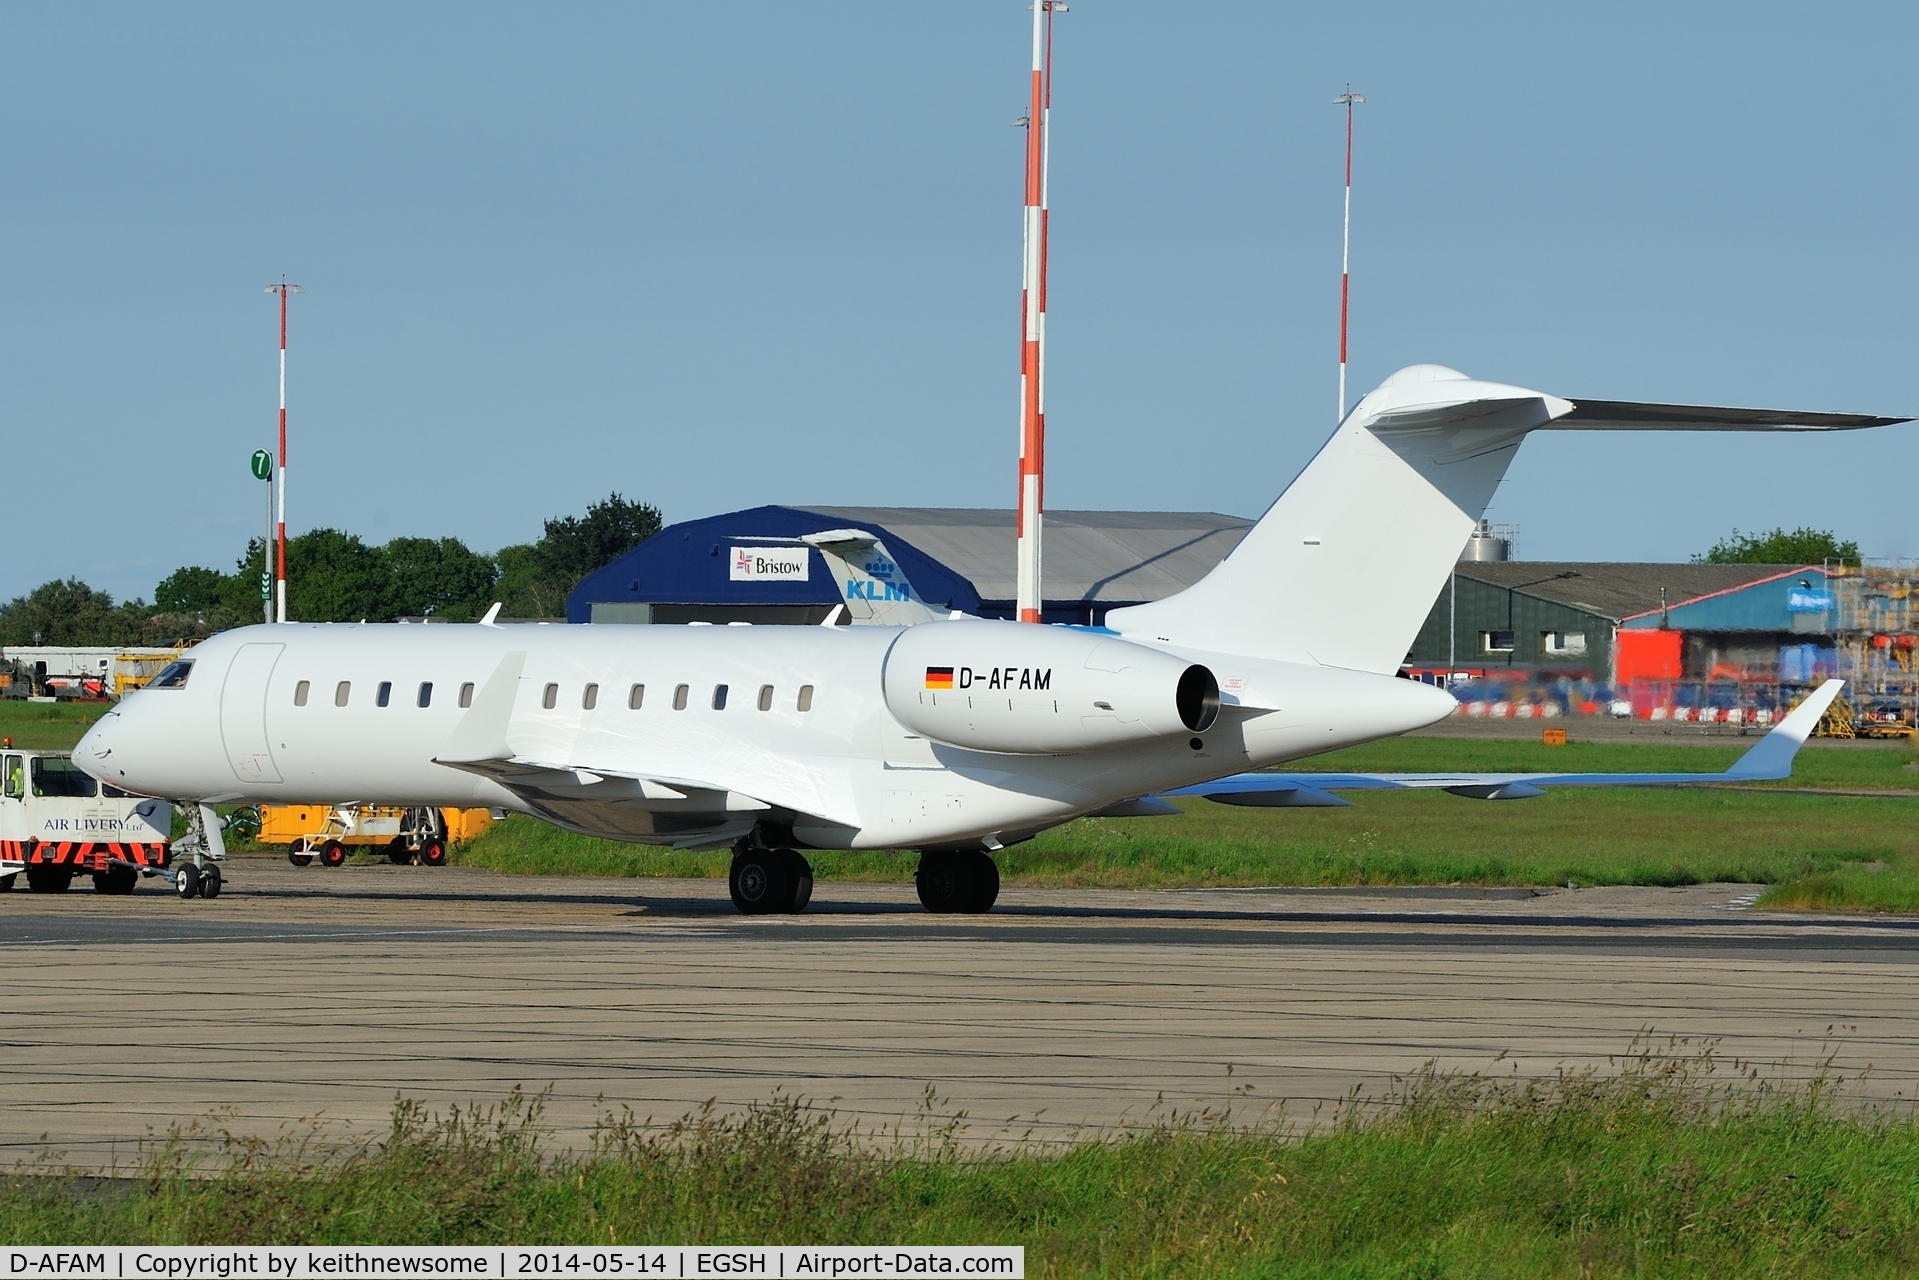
xmin=542 ymin=683 xmax=559 ymax=709
xmin=418 ymin=682 xmax=433 ymax=708
xmin=377 ymin=681 xmax=393 ymax=708
xmin=335 ymin=681 xmax=351 ymax=707
xmin=148 ymin=660 xmax=193 ymax=689
xmin=628 ymin=683 xmax=645 ymax=709
xmin=757 ymin=684 xmax=774 ymax=711
xmin=712 ymin=684 xmax=729 ymax=710
xmin=583 ymin=683 xmax=599 ymax=710
xmin=797 ymin=684 xmax=814 ymax=712
xmin=1480 ymin=631 xmax=1515 ymax=655
xmin=459 ymin=682 xmax=475 ymax=708
xmin=103 ymin=783 xmax=132 ymax=798
xmin=2 ymin=755 xmax=21 ymax=799
xmin=673 ymin=684 xmax=689 ymax=711
xmin=294 ymin=680 xmax=310 ymax=707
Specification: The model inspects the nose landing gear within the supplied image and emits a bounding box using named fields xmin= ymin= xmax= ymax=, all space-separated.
xmin=164 ymin=802 xmax=229 ymax=903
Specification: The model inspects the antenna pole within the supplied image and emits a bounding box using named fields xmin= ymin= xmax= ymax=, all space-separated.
xmin=1016 ymin=2 xmax=1063 ymax=623
xmin=1334 ymin=87 xmax=1364 ymax=422
xmin=266 ymin=277 xmax=303 ymax=622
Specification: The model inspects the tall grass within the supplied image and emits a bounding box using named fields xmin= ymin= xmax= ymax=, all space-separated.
xmin=5 ymin=1042 xmax=1918 ymax=1274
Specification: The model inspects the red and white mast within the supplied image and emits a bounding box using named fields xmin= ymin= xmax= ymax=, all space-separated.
xmin=1334 ymin=86 xmax=1364 ymax=421
xmin=266 ymin=277 xmax=302 ymax=622
xmin=1015 ymin=1 xmax=1063 ymax=623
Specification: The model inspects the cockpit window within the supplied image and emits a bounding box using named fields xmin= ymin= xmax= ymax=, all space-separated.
xmin=148 ymin=660 xmax=193 ymax=690
xmin=31 ymin=756 xmax=97 ymax=798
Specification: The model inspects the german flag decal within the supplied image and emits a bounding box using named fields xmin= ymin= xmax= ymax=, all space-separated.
xmin=924 ymin=666 xmax=955 ymax=690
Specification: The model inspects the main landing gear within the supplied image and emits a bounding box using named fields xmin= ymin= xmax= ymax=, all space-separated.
xmin=728 ymin=842 xmax=814 ymax=915
xmin=915 ymin=850 xmax=1000 ymax=914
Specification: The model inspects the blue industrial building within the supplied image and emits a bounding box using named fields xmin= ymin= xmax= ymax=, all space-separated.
xmin=568 ymin=505 xmax=1253 ymax=627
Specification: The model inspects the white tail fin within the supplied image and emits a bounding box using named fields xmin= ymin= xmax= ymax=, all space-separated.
xmin=799 ymin=529 xmax=943 ymax=625
xmin=1106 ymin=365 xmax=1900 ymax=673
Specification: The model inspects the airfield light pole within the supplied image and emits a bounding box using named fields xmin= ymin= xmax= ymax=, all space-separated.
xmin=1016 ymin=1 xmax=1064 ymax=624
xmin=266 ymin=278 xmax=302 ymax=623
xmin=1334 ymin=87 xmax=1364 ymax=422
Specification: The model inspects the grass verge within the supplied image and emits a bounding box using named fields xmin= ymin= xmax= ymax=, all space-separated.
xmin=453 ymin=738 xmax=1919 ymax=905
xmin=4 ymin=1042 xmax=1916 ymax=1276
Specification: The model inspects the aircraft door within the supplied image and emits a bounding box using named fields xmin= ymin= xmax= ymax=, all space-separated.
xmin=220 ymin=643 xmax=285 ymax=785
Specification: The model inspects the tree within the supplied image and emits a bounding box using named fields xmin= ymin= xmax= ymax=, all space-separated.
xmin=1694 ymin=527 xmax=1860 ymax=565
xmin=495 ymin=492 xmax=663 ymax=618
xmin=154 ymin=565 xmax=228 ymax=613
xmin=284 ymin=529 xmax=395 ymax=622
xmin=538 ymin=493 xmax=663 ymax=583
xmin=386 ymin=536 xmax=499 ymax=621
xmin=0 ymin=579 xmax=137 ymax=646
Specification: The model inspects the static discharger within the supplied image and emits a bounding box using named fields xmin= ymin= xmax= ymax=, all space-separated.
xmin=1015 ymin=2 xmax=1065 ymax=623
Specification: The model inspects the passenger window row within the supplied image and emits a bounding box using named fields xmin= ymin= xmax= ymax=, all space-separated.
xmin=290 ymin=678 xmax=812 ymax=713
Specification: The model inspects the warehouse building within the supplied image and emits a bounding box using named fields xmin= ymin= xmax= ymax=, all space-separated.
xmin=1402 ymin=561 xmax=1841 ymax=720
xmin=568 ymin=505 xmax=1253 ymax=627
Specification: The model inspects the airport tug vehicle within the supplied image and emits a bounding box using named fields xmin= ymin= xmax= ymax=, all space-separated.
xmin=0 ymin=745 xmax=180 ymax=895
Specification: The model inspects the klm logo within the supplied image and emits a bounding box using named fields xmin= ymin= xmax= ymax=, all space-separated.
xmin=847 ymin=579 xmax=916 ymax=602
xmin=861 ymin=556 xmax=899 ymax=580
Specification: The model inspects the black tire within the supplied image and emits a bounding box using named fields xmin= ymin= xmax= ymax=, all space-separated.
xmin=176 ymin=864 xmax=201 ymax=899
xmin=25 ymin=865 xmax=72 ymax=895
xmin=785 ymin=850 xmax=814 ymax=912
xmin=915 ymin=852 xmax=965 ymax=913
xmin=92 ymin=865 xmax=138 ymax=896
xmin=419 ymin=840 xmax=447 ymax=868
xmin=319 ymin=840 xmax=347 ymax=868
xmin=288 ymin=838 xmax=314 ymax=868
xmin=966 ymin=852 xmax=1001 ymax=913
xmin=387 ymin=846 xmax=415 ymax=865
xmin=0 ymin=873 xmax=13 ymax=893
xmin=916 ymin=851 xmax=998 ymax=914
xmin=729 ymin=849 xmax=794 ymax=915
xmin=200 ymin=865 xmax=222 ymax=899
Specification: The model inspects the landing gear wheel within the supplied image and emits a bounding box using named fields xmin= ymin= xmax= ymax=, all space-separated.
xmin=785 ymin=849 xmax=814 ymax=911
xmin=729 ymin=850 xmax=780 ymax=915
xmin=92 ymin=865 xmax=138 ymax=895
xmin=916 ymin=851 xmax=999 ymax=914
xmin=176 ymin=864 xmax=202 ymax=899
xmin=25 ymin=865 xmax=72 ymax=895
xmin=319 ymin=840 xmax=347 ymax=868
xmin=199 ymin=865 xmax=222 ymax=899
xmin=419 ymin=839 xmax=447 ymax=867
xmin=288 ymin=839 xmax=314 ymax=868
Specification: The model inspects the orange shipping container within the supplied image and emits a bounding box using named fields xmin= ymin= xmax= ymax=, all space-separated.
xmin=1615 ymin=630 xmax=1682 ymax=684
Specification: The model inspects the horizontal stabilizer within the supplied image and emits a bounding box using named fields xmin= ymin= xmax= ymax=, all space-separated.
xmin=1549 ymin=401 xmax=1907 ymax=432
xmin=1167 ymin=680 xmax=1843 ymax=803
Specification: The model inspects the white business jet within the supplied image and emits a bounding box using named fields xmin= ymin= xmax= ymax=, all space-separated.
xmin=76 ymin=366 xmax=1895 ymax=913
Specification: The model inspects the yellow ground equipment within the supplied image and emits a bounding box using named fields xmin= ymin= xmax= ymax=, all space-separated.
xmin=258 ymin=805 xmax=493 ymax=868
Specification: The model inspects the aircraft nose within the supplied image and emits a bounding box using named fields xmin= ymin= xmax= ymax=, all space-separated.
xmin=74 ymin=710 xmax=124 ymax=782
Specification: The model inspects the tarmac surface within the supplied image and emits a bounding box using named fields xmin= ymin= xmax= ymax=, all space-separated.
xmin=4 ymin=856 xmax=1917 ymax=1164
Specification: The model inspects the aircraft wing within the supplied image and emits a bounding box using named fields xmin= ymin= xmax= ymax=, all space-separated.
xmin=1164 ymin=680 xmax=1843 ymax=808
xmin=433 ymin=650 xmax=863 ymax=835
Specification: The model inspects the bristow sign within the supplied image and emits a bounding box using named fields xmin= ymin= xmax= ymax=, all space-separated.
xmin=730 ymin=547 xmax=809 ymax=582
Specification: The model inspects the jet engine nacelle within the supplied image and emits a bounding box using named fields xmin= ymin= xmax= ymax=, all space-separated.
xmin=881 ymin=620 xmax=1219 ymax=754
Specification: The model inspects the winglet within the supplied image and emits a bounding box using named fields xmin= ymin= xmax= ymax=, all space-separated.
xmin=1723 ymin=679 xmax=1845 ymax=781
xmin=435 ymin=650 xmax=526 ymax=764
xmin=480 ymin=602 xmax=503 ymax=627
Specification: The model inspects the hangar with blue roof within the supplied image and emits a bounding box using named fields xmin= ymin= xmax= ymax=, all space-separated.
xmin=567 ymin=505 xmax=1254 ymax=627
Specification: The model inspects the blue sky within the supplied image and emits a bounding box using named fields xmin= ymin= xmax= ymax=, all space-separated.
xmin=3 ymin=3 xmax=1914 ymax=604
